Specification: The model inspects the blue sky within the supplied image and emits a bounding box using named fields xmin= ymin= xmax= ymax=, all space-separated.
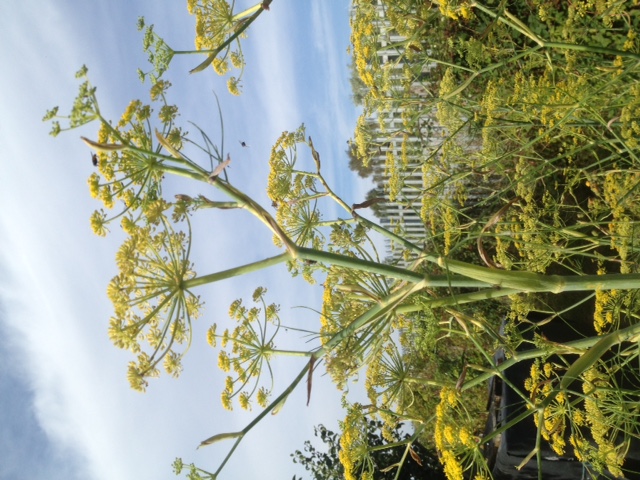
xmin=0 ymin=1 xmax=375 ymax=479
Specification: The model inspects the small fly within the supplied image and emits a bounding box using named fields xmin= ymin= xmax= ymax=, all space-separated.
xmin=91 ymin=153 xmax=98 ymax=166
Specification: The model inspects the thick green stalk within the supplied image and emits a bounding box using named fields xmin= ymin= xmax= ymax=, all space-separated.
xmin=297 ymin=247 xmax=489 ymax=287
xmin=181 ymin=244 xmax=491 ymax=292
xmin=396 ymin=287 xmax=520 ymax=312
xmin=264 ymin=348 xmax=311 ymax=357
xmin=439 ymin=257 xmax=640 ymax=292
xmin=549 ymin=325 xmax=640 ymax=399
xmin=183 ymin=253 xmax=291 ymax=289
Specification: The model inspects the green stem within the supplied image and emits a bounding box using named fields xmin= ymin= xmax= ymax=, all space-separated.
xmin=265 ymin=349 xmax=312 ymax=357
xmin=196 ymin=200 xmax=241 ymax=209
xmin=190 ymin=2 xmax=270 ymax=74
xmin=209 ymin=360 xmax=310 ymax=476
xmin=297 ymin=247 xmax=489 ymax=287
xmin=439 ymin=257 xmax=640 ymax=293
xmin=314 ymin=218 xmax=357 ymax=228
xmin=481 ymin=403 xmax=536 ymax=445
xmin=232 ymin=2 xmax=264 ymax=21
xmin=157 ymin=163 xmax=208 ymax=181
xmin=183 ymin=253 xmax=291 ymax=289
xmin=545 ymin=41 xmax=640 ymax=60
xmin=287 ymin=192 xmax=328 ymax=204
xmin=211 ymin=178 xmax=299 ymax=254
xmin=396 ymin=287 xmax=520 ymax=312
xmin=171 ymin=49 xmax=219 ymax=55
xmin=462 ymin=320 xmax=640 ymax=391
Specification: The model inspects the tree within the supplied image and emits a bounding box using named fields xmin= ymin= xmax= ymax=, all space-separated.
xmin=292 ymin=421 xmax=445 ymax=480
xmin=292 ymin=425 xmax=342 ymax=480
xmin=347 ymin=141 xmax=374 ymax=178
xmin=348 ymin=58 xmax=368 ymax=106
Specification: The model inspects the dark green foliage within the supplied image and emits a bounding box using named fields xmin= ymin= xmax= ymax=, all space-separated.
xmin=292 ymin=422 xmax=445 ymax=480
xmin=347 ymin=141 xmax=374 ymax=178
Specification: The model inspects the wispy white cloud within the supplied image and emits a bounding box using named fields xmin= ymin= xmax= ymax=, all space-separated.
xmin=309 ymin=2 xmax=355 ymax=139
xmin=246 ymin=7 xmax=302 ymax=133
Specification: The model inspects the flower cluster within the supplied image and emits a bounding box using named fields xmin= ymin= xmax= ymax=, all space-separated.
xmin=188 ymin=0 xmax=248 ymax=94
xmin=437 ymin=0 xmax=473 ymax=21
xmin=350 ymin=1 xmax=378 ymax=90
xmin=46 ymin=69 xmax=200 ymax=238
xmin=524 ymin=359 xmax=570 ymax=455
xmin=434 ymin=386 xmax=488 ymax=480
xmin=107 ymin=209 xmax=202 ymax=391
xmin=137 ymin=17 xmax=175 ymax=83
xmin=568 ymin=366 xmax=630 ymax=478
xmin=321 ymin=262 xmax=396 ymax=391
xmin=267 ymin=125 xmax=329 ymax=281
xmin=364 ymin=342 xmax=414 ymax=414
xmin=524 ymin=353 xmax=640 ymax=480
xmin=266 ymin=125 xmax=313 ymax=206
xmin=207 ymin=287 xmax=281 ymax=411
xmin=338 ymin=403 xmax=374 ymax=480
xmin=43 ymin=65 xmax=97 ymax=137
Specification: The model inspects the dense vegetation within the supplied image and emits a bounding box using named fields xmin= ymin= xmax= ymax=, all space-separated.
xmin=45 ymin=0 xmax=640 ymax=479
xmin=349 ymin=1 xmax=640 ymax=478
